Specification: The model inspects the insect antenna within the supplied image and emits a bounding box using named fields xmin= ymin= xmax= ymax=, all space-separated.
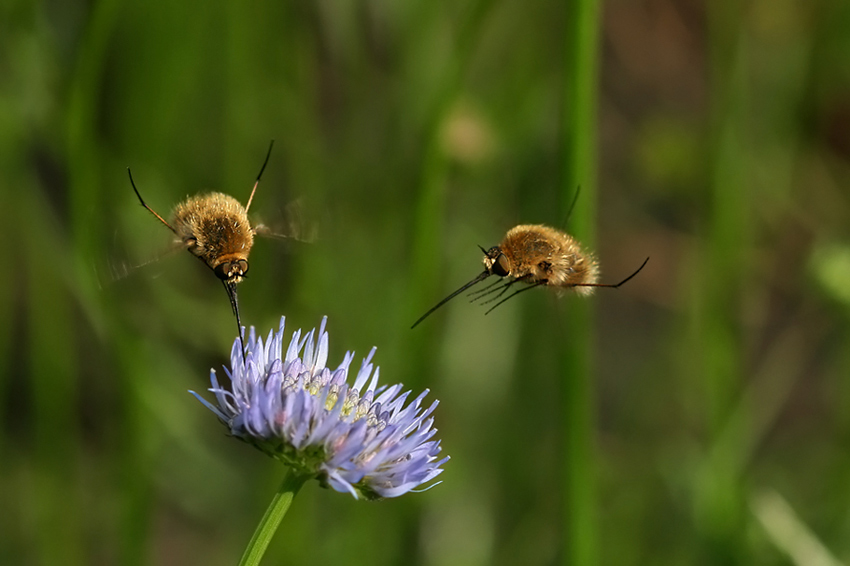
xmin=411 ymin=271 xmax=490 ymax=329
xmin=572 ymin=257 xmax=650 ymax=290
xmin=245 ymin=140 xmax=275 ymax=213
xmin=223 ymin=280 xmax=247 ymax=360
xmin=127 ymin=168 xmax=177 ymax=234
xmin=483 ymin=281 xmax=547 ymax=315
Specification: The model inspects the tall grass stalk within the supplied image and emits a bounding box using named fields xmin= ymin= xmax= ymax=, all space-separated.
xmin=66 ymin=2 xmax=151 ymax=563
xmin=0 ymin=73 xmax=18 ymax=560
xmin=694 ymin=1 xmax=749 ymax=562
xmin=561 ymin=0 xmax=601 ymax=564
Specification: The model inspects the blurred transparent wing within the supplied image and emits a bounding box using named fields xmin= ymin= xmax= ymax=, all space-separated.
xmin=94 ymin=235 xmax=186 ymax=289
xmin=253 ymin=198 xmax=318 ymax=243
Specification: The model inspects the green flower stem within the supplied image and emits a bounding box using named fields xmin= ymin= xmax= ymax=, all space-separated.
xmin=238 ymin=471 xmax=310 ymax=566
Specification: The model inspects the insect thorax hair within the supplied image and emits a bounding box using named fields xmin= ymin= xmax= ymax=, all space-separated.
xmin=499 ymin=224 xmax=599 ymax=294
xmin=171 ymin=192 xmax=255 ymax=271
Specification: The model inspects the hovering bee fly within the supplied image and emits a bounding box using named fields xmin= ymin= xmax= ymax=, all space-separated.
xmin=127 ymin=141 xmax=276 ymax=352
xmin=411 ymin=224 xmax=649 ymax=328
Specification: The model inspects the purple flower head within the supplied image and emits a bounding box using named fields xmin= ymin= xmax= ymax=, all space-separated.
xmin=191 ymin=317 xmax=448 ymax=500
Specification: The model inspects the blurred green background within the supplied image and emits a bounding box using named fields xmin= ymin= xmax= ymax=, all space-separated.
xmin=3 ymin=0 xmax=850 ymax=564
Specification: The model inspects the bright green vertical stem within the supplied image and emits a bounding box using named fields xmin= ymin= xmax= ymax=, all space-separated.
xmin=561 ymin=0 xmax=600 ymax=565
xmin=695 ymin=1 xmax=749 ymax=563
xmin=238 ymin=471 xmax=309 ymax=566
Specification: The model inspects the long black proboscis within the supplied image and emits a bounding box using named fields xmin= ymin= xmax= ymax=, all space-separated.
xmin=411 ymin=271 xmax=491 ymax=329
xmin=223 ymin=280 xmax=247 ymax=361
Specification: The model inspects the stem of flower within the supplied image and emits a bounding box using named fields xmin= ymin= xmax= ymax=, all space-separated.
xmin=238 ymin=470 xmax=309 ymax=566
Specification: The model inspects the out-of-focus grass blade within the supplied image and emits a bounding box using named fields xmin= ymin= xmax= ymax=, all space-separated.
xmin=751 ymin=489 xmax=843 ymax=566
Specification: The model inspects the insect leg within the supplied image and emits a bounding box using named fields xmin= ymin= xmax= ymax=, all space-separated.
xmin=127 ymin=168 xmax=177 ymax=234
xmin=471 ymin=280 xmax=514 ymax=304
xmin=572 ymin=257 xmax=649 ymax=290
xmin=475 ymin=274 xmax=532 ymax=305
xmin=467 ymin=277 xmax=505 ymax=299
xmin=484 ymin=281 xmax=548 ymax=315
xmin=245 ymin=140 xmax=275 ymax=213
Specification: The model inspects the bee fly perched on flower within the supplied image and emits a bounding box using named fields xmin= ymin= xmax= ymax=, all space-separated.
xmin=411 ymin=224 xmax=649 ymax=328
xmin=127 ymin=141 xmax=277 ymax=353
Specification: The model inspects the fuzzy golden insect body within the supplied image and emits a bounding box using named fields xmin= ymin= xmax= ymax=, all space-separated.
xmin=487 ymin=224 xmax=599 ymax=293
xmin=127 ymin=142 xmax=275 ymax=352
xmin=411 ymin=224 xmax=648 ymax=328
xmin=172 ymin=193 xmax=255 ymax=283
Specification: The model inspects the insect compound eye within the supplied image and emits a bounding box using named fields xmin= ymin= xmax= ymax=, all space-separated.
xmin=213 ymin=263 xmax=232 ymax=281
xmin=492 ymin=254 xmax=510 ymax=277
xmin=235 ymin=259 xmax=249 ymax=276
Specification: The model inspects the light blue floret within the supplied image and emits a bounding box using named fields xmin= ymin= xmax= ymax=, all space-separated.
xmin=190 ymin=316 xmax=448 ymax=499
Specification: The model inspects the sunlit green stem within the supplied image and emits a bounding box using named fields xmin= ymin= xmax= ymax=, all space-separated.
xmin=238 ymin=471 xmax=309 ymax=566
xmin=561 ymin=0 xmax=601 ymax=564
